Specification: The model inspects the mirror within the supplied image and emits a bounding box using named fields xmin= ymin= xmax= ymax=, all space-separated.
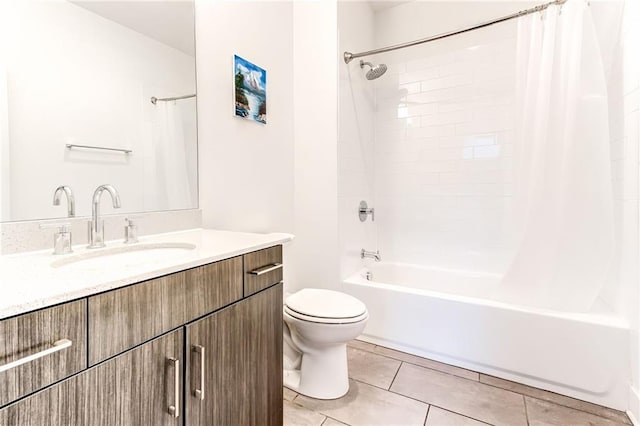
xmin=0 ymin=0 xmax=197 ymax=222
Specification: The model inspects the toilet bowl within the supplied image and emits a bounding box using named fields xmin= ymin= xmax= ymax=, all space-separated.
xmin=283 ymin=288 xmax=368 ymax=400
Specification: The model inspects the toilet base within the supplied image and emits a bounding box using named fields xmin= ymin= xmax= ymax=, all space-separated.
xmin=283 ymin=343 xmax=350 ymax=400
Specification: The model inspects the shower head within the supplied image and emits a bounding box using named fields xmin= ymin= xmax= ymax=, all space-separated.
xmin=360 ymin=60 xmax=387 ymax=80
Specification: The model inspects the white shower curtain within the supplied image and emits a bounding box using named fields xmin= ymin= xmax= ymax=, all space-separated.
xmin=152 ymin=101 xmax=192 ymax=210
xmin=498 ymin=0 xmax=614 ymax=312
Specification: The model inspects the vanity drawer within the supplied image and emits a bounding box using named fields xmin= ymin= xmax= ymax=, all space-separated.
xmin=88 ymin=257 xmax=243 ymax=365
xmin=0 ymin=300 xmax=87 ymax=407
xmin=244 ymin=246 xmax=283 ymax=296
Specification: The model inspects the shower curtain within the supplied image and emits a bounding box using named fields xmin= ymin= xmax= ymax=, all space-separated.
xmin=151 ymin=101 xmax=192 ymax=210
xmin=498 ymin=0 xmax=614 ymax=312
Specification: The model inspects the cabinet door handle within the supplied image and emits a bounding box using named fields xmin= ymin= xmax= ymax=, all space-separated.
xmin=167 ymin=357 xmax=180 ymax=418
xmin=193 ymin=345 xmax=205 ymax=401
xmin=0 ymin=339 xmax=72 ymax=374
xmin=248 ymin=263 xmax=282 ymax=276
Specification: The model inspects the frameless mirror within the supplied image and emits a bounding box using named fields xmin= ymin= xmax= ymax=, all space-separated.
xmin=0 ymin=0 xmax=197 ymax=222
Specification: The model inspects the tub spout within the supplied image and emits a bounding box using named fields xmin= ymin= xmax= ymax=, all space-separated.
xmin=361 ymin=249 xmax=381 ymax=262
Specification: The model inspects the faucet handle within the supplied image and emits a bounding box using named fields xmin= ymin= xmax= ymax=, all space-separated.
xmin=39 ymin=222 xmax=73 ymax=255
xmin=124 ymin=217 xmax=139 ymax=244
xmin=125 ymin=216 xmax=139 ymax=226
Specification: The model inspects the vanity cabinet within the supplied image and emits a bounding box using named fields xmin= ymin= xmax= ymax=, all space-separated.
xmin=0 ymin=245 xmax=284 ymax=425
xmin=186 ymin=283 xmax=283 ymax=425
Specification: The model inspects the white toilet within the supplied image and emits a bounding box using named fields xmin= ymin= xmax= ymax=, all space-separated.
xmin=283 ymin=288 xmax=368 ymax=400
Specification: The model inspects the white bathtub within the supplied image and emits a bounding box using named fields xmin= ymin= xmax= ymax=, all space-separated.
xmin=343 ymin=263 xmax=629 ymax=410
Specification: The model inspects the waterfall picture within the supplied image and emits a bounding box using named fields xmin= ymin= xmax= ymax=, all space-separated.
xmin=234 ymin=55 xmax=267 ymax=124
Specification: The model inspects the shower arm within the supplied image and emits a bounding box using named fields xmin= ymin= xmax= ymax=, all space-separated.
xmin=343 ymin=0 xmax=567 ymax=64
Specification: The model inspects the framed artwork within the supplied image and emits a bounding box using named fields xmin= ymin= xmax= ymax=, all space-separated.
xmin=234 ymin=55 xmax=266 ymax=124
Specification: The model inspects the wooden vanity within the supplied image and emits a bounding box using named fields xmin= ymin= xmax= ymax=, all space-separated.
xmin=0 ymin=245 xmax=284 ymax=425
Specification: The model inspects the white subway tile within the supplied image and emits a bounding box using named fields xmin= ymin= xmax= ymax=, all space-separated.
xmin=437 ymin=61 xmax=473 ymax=77
xmin=406 ymin=125 xmax=441 ymax=139
xmin=473 ymin=145 xmax=501 ymax=159
xmin=406 ymin=52 xmax=455 ymax=72
xmin=421 ymin=110 xmax=471 ymax=127
xmin=438 ymin=101 xmax=472 ymax=113
xmin=420 ymin=74 xmax=472 ymax=93
xmin=406 ymin=103 xmax=438 ymax=117
xmin=399 ymin=67 xmax=440 ymax=84
xmin=624 ymin=88 xmax=640 ymax=114
xmin=406 ymin=86 xmax=471 ymax=104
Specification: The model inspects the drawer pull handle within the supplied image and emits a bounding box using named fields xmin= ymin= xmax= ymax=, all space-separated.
xmin=193 ymin=345 xmax=205 ymax=401
xmin=167 ymin=357 xmax=180 ymax=418
xmin=248 ymin=263 xmax=282 ymax=276
xmin=0 ymin=338 xmax=72 ymax=374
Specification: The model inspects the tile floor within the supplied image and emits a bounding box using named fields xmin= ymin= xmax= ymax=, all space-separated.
xmin=283 ymin=340 xmax=632 ymax=426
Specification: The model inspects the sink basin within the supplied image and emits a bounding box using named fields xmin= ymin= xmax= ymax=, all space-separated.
xmin=51 ymin=242 xmax=197 ymax=269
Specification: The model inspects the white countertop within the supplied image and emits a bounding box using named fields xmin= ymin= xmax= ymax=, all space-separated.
xmin=0 ymin=228 xmax=293 ymax=320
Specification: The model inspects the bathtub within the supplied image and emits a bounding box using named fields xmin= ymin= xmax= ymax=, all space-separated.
xmin=343 ymin=263 xmax=629 ymax=410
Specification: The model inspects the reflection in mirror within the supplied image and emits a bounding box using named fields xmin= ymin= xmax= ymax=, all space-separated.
xmin=0 ymin=0 xmax=197 ymax=222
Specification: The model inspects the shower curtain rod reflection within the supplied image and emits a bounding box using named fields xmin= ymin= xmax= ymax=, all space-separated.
xmin=343 ymin=0 xmax=568 ymax=64
xmin=150 ymin=94 xmax=196 ymax=104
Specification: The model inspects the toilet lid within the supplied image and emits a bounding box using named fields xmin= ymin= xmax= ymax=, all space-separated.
xmin=285 ymin=289 xmax=367 ymax=320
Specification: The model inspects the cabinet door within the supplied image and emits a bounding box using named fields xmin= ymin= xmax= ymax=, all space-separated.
xmin=186 ymin=283 xmax=283 ymax=426
xmin=0 ymin=329 xmax=183 ymax=426
xmin=83 ymin=328 xmax=184 ymax=425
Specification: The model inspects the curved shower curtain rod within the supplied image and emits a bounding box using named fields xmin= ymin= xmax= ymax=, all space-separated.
xmin=343 ymin=0 xmax=568 ymax=64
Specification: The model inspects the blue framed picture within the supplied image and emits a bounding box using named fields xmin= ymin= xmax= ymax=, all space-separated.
xmin=234 ymin=55 xmax=266 ymax=124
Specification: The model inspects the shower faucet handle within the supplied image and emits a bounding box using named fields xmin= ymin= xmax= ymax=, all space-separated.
xmin=359 ymin=200 xmax=375 ymax=222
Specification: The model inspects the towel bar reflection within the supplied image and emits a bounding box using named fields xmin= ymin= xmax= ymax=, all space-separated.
xmin=66 ymin=144 xmax=132 ymax=154
xmin=150 ymin=94 xmax=196 ymax=104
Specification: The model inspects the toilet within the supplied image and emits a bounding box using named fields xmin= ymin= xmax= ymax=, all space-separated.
xmin=282 ymin=288 xmax=368 ymax=400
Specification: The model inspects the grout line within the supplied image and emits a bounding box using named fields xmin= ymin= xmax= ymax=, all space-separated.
xmin=423 ymin=404 xmax=431 ymax=426
xmin=479 ymin=377 xmax=630 ymax=424
xmin=326 ymin=415 xmax=348 ymax=425
xmin=348 ymin=377 xmax=501 ymax=426
xmin=350 ymin=376 xmax=432 ymax=407
xmin=349 ymin=343 xmax=478 ymax=383
xmin=353 ymin=375 xmax=496 ymax=426
xmin=388 ymin=360 xmax=403 ymax=390
xmin=523 ymin=395 xmax=530 ymax=426
xmin=524 ymin=395 xmax=632 ymax=426
xmin=429 ymin=405 xmax=494 ymax=426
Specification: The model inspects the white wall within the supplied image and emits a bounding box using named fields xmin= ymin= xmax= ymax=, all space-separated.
xmin=195 ymin=0 xmax=296 ymax=285
xmin=196 ymin=0 xmax=294 ymax=232
xmin=290 ymin=0 xmax=340 ymax=292
xmin=337 ymin=2 xmax=376 ymax=280
xmin=1 ymin=1 xmax=197 ymax=221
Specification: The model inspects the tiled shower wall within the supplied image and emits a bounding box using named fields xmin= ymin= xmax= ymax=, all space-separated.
xmin=373 ymin=30 xmax=517 ymax=273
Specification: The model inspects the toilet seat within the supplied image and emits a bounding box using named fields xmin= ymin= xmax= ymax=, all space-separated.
xmin=284 ymin=289 xmax=368 ymax=324
xmin=284 ymin=306 xmax=368 ymax=324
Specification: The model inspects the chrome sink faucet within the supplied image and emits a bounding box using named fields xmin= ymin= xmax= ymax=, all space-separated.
xmin=88 ymin=184 xmax=121 ymax=249
xmin=53 ymin=185 xmax=75 ymax=217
